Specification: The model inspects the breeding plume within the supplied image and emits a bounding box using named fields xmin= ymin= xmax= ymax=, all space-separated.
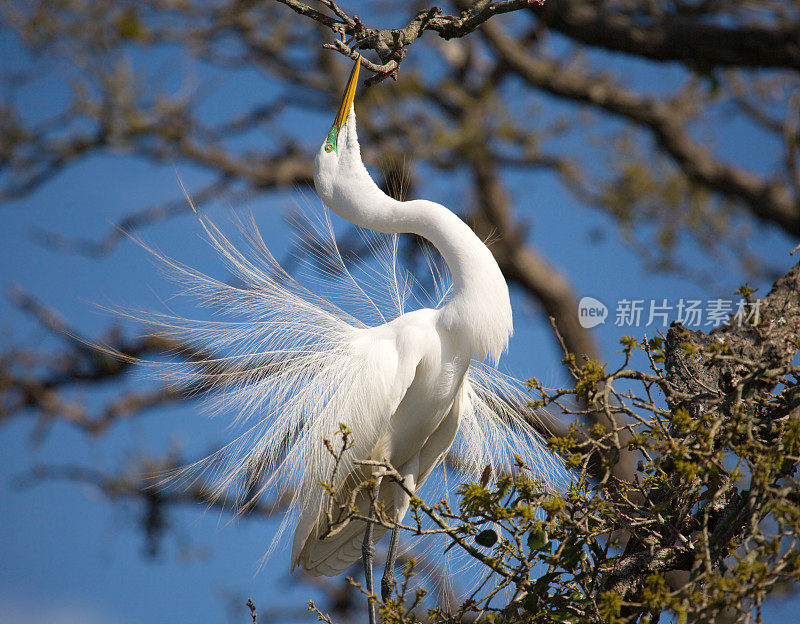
xmin=159 ymin=56 xmax=559 ymax=621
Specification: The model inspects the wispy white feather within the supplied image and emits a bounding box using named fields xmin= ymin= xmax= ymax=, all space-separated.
xmin=143 ymin=201 xmax=563 ymax=559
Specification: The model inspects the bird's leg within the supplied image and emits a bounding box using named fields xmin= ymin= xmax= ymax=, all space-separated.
xmin=362 ymin=479 xmax=381 ymax=624
xmin=362 ymin=518 xmax=376 ymax=624
xmin=382 ymin=468 xmax=416 ymax=602
xmin=381 ymin=526 xmax=399 ymax=601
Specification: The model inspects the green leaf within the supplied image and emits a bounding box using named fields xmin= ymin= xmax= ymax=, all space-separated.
xmin=528 ymin=526 xmax=550 ymax=551
xmin=475 ymin=529 xmax=498 ymax=547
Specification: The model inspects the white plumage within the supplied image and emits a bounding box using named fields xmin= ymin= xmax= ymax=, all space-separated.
xmin=152 ymin=58 xmax=560 ymax=595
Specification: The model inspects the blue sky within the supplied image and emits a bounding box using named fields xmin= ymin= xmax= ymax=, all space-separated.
xmin=2 ymin=8 xmax=799 ymax=624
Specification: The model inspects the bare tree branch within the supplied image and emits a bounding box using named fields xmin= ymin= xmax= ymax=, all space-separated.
xmin=480 ymin=19 xmax=800 ymax=238
xmin=275 ymin=0 xmax=546 ymax=84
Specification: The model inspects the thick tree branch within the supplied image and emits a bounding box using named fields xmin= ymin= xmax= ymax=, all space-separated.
xmin=666 ymin=261 xmax=800 ymax=403
xmin=532 ymin=0 xmax=800 ymax=71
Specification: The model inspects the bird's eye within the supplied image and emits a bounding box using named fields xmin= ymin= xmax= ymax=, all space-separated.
xmin=325 ymin=144 xmax=334 ymax=152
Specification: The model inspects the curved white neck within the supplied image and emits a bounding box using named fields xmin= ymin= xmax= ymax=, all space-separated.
xmin=317 ymin=156 xmax=512 ymax=362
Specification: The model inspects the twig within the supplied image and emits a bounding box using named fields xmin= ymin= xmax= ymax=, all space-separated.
xmin=246 ymin=597 xmax=258 ymax=624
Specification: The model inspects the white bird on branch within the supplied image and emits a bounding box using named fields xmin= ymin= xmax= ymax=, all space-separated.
xmin=155 ymin=56 xmax=561 ymax=623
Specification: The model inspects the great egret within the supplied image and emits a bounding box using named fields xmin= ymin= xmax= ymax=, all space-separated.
xmin=301 ymin=55 xmax=516 ymax=605
xmin=156 ymin=55 xmax=559 ymax=622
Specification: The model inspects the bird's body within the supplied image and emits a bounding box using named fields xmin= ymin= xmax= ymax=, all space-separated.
xmin=292 ymin=308 xmax=467 ymax=575
xmin=292 ymin=307 xmax=469 ymax=575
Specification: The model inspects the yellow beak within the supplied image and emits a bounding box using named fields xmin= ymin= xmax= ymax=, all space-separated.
xmin=332 ymin=55 xmax=361 ymax=132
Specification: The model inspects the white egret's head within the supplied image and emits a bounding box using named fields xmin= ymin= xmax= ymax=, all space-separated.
xmin=314 ymin=56 xmax=363 ymax=202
